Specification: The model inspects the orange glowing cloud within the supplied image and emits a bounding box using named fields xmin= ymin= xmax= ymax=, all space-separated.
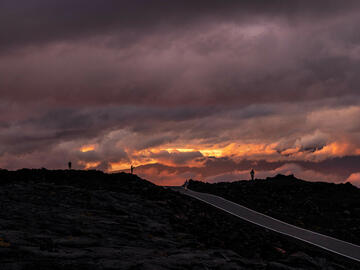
xmin=78 ymin=161 xmax=101 ymax=169
xmin=109 ymin=158 xmax=157 ymax=172
xmin=162 ymin=142 xmax=277 ymax=159
xmin=222 ymin=143 xmax=278 ymax=157
xmin=313 ymin=141 xmax=355 ymax=157
xmin=107 ymin=143 xmax=280 ymax=172
xmin=80 ymin=144 xmax=97 ymax=152
xmin=109 ymin=162 xmax=130 ymax=172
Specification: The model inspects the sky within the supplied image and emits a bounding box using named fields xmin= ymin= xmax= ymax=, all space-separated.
xmin=1 ymin=1 xmax=360 ymax=186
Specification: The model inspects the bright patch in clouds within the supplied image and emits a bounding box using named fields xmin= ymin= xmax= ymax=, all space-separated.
xmin=78 ymin=161 xmax=101 ymax=170
xmin=80 ymin=145 xmax=97 ymax=153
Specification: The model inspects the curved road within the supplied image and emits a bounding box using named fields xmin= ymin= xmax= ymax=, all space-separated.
xmin=170 ymin=187 xmax=360 ymax=262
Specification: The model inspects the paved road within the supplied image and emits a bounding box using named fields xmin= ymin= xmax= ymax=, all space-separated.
xmin=170 ymin=187 xmax=360 ymax=262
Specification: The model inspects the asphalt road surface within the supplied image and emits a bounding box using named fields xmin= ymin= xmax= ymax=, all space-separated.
xmin=170 ymin=187 xmax=360 ymax=262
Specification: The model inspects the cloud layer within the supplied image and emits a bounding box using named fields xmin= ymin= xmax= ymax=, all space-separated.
xmin=1 ymin=1 xmax=360 ymax=185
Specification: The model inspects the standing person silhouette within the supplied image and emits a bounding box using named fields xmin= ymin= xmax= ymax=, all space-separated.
xmin=184 ymin=180 xmax=189 ymax=190
xmin=68 ymin=161 xmax=72 ymax=170
xmin=250 ymin=169 xmax=255 ymax=181
xmin=130 ymin=165 xmax=134 ymax=174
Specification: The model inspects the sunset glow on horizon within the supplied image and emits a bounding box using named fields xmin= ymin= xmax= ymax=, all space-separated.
xmin=73 ymin=139 xmax=360 ymax=186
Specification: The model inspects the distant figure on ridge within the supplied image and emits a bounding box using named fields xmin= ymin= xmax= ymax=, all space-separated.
xmin=130 ymin=165 xmax=134 ymax=174
xmin=250 ymin=169 xmax=255 ymax=181
xmin=184 ymin=180 xmax=189 ymax=190
xmin=68 ymin=161 xmax=72 ymax=170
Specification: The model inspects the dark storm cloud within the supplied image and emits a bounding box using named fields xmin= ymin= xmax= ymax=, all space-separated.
xmin=3 ymin=16 xmax=360 ymax=108
xmin=0 ymin=103 xmax=227 ymax=156
xmin=1 ymin=0 xmax=359 ymax=52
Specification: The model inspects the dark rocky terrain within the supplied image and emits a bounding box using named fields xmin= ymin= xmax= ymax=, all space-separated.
xmin=0 ymin=170 xmax=359 ymax=269
xmin=188 ymin=174 xmax=360 ymax=246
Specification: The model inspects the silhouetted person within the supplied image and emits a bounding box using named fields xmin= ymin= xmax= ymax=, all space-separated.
xmin=68 ymin=161 xmax=72 ymax=170
xmin=184 ymin=180 xmax=189 ymax=190
xmin=250 ymin=169 xmax=255 ymax=181
xmin=130 ymin=165 xmax=134 ymax=174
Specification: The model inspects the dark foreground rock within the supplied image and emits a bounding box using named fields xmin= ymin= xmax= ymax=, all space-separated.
xmin=0 ymin=169 xmax=358 ymax=269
